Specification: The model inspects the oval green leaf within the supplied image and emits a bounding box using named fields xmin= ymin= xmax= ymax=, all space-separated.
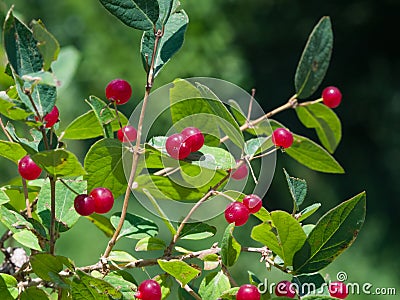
xmin=251 ymin=210 xmax=307 ymax=267
xmin=84 ymin=138 xmax=127 ymax=198
xmin=0 ymin=141 xmax=26 ymax=164
xmin=110 ymin=212 xmax=158 ymax=240
xmin=135 ymin=236 xmax=166 ymax=251
xmin=221 ymin=223 xmax=241 ymax=267
xmin=157 ymin=259 xmax=200 ymax=287
xmin=99 ymin=0 xmax=159 ymax=30
xmin=0 ymin=273 xmax=18 ymax=300
xmin=32 ymin=149 xmax=86 ymax=178
xmin=295 ymin=16 xmax=333 ymax=99
xmin=285 ymin=134 xmax=344 ymax=174
xmin=198 ymin=271 xmax=231 ymax=300
xmin=293 ymin=192 xmax=366 ymax=274
xmin=296 ymin=103 xmax=341 ymax=153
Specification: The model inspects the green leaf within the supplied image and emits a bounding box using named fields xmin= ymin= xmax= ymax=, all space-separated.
xmin=198 ymin=271 xmax=231 ymax=300
xmin=141 ymin=9 xmax=189 ymax=76
xmin=84 ymin=138 xmax=127 ymax=198
xmin=85 ymin=214 xmax=114 ymax=237
xmin=180 ymin=222 xmax=216 ymax=240
xmin=285 ymin=134 xmax=344 ymax=174
xmin=298 ymin=203 xmax=321 ymax=222
xmin=245 ymin=137 xmax=273 ymax=158
xmin=13 ymin=229 xmax=42 ymax=250
xmin=293 ymin=192 xmax=366 ymax=274
xmin=191 ymin=145 xmax=236 ymax=170
xmin=37 ymin=178 xmax=87 ymax=232
xmin=108 ymin=251 xmax=136 ymax=263
xmin=99 ymin=0 xmax=159 ymax=30
xmin=135 ymin=236 xmax=166 ymax=251
xmin=170 ymin=79 xmax=243 ymax=148
xmin=0 ymin=273 xmax=18 ymax=300
xmin=0 ymin=141 xmax=26 ymax=164
xmin=0 ymin=190 xmax=10 ymax=205
xmin=296 ymin=103 xmax=341 ymax=153
xmin=154 ymin=274 xmax=173 ymax=300
xmin=136 ymin=168 xmax=227 ymax=201
xmin=52 ymin=46 xmax=80 ymax=91
xmin=62 ymin=110 xmax=128 ymax=140
xmin=0 ymin=91 xmax=32 ymax=120
xmin=30 ymin=253 xmax=64 ymax=281
xmin=110 ymin=212 xmax=158 ymax=239
xmin=32 ymin=149 xmax=86 ymax=178
xmin=219 ymin=287 xmax=239 ymax=300
xmin=251 ymin=210 xmax=307 ymax=267
xmin=86 ymin=96 xmax=117 ymax=138
xmin=221 ymin=223 xmax=241 ymax=267
xmin=283 ymin=168 xmax=307 ymax=211
xmin=20 ymin=286 xmax=49 ymax=300
xmin=103 ymin=272 xmax=137 ymax=299
xmin=31 ymin=20 xmax=60 ymax=71
xmin=3 ymin=10 xmax=57 ymax=116
xmin=72 ymin=270 xmax=122 ymax=299
xmin=302 ymin=224 xmax=315 ymax=236
xmin=0 ymin=205 xmax=34 ymax=232
xmin=157 ymin=259 xmax=200 ymax=287
xmin=292 ymin=273 xmax=325 ymax=296
xmin=157 ymin=0 xmax=173 ymax=25
xmin=295 ymin=16 xmax=333 ymax=99
xmin=5 ymin=123 xmax=41 ymax=154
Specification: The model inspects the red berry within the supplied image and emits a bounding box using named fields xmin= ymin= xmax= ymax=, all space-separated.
xmin=272 ymin=128 xmax=294 ymax=149
xmin=105 ymin=79 xmax=132 ymax=105
xmin=224 ymin=202 xmax=250 ymax=226
xmin=43 ymin=105 xmax=59 ymax=128
xmin=135 ymin=279 xmax=162 ymax=300
xmin=275 ymin=280 xmax=296 ymax=298
xmin=90 ymin=187 xmax=114 ymax=214
xmin=231 ymin=161 xmax=248 ymax=180
xmin=18 ymin=155 xmax=42 ymax=180
xmin=74 ymin=194 xmax=95 ymax=216
xmin=165 ymin=133 xmax=191 ymax=160
xmin=236 ymin=284 xmax=260 ymax=300
xmin=322 ymin=86 xmax=342 ymax=108
xmin=181 ymin=127 xmax=204 ymax=152
xmin=117 ymin=125 xmax=137 ymax=143
xmin=329 ymin=281 xmax=348 ymax=299
xmin=243 ymin=194 xmax=263 ymax=214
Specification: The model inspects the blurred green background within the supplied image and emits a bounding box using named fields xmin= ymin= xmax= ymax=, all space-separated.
xmin=0 ymin=0 xmax=399 ymax=299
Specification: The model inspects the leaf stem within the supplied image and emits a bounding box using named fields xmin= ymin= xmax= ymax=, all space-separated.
xmin=0 ymin=117 xmax=13 ymax=141
xmin=102 ymin=29 xmax=164 ymax=259
xmin=49 ymin=176 xmax=56 ymax=254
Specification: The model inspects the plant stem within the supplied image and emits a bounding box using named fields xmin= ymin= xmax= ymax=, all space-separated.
xmin=0 ymin=117 xmax=13 ymax=141
xmin=102 ymin=29 xmax=164 ymax=259
xmin=49 ymin=176 xmax=56 ymax=254
xmin=183 ymin=284 xmax=202 ymax=300
xmin=220 ymin=94 xmax=298 ymax=143
xmin=59 ymin=179 xmax=80 ymax=195
xmin=21 ymin=179 xmax=32 ymax=218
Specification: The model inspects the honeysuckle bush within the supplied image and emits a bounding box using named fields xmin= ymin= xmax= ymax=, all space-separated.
xmin=0 ymin=1 xmax=366 ymax=299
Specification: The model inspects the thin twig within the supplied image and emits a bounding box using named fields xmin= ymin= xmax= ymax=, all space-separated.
xmin=102 ymin=29 xmax=164 ymax=259
xmin=183 ymin=284 xmax=202 ymax=300
xmin=49 ymin=177 xmax=56 ymax=254
xmin=0 ymin=117 xmax=13 ymax=141
xmin=59 ymin=179 xmax=80 ymax=195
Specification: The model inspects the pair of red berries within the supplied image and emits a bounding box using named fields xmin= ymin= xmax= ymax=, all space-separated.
xmin=74 ymin=187 xmax=114 ymax=216
xmin=225 ymin=194 xmax=263 ymax=226
xmin=165 ymin=127 xmax=205 ymax=160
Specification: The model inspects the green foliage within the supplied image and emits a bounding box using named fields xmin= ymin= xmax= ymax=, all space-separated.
xmin=295 ymin=17 xmax=333 ymax=99
xmin=0 ymin=2 xmax=367 ymax=300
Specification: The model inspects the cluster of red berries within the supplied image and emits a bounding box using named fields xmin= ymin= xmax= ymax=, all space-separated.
xmin=74 ymin=187 xmax=114 ymax=216
xmin=165 ymin=127 xmax=205 ymax=160
xmin=225 ymin=194 xmax=263 ymax=226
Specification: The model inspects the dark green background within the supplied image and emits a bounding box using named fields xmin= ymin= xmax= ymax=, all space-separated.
xmin=0 ymin=1 xmax=398 ymax=299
